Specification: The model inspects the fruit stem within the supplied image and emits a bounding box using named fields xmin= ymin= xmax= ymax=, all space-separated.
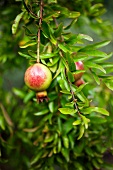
xmin=37 ymin=0 xmax=43 ymax=63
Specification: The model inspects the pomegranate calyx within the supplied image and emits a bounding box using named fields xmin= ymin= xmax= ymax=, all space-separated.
xmin=36 ymin=91 xmax=48 ymax=103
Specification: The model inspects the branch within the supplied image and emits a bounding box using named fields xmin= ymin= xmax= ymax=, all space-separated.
xmin=22 ymin=0 xmax=38 ymax=19
xmin=53 ymin=15 xmax=80 ymax=115
xmin=69 ymin=82 xmax=80 ymax=115
xmin=37 ymin=0 xmax=43 ymax=63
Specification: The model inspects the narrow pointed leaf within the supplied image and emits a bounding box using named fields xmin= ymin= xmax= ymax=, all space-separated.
xmin=81 ymin=107 xmax=109 ymax=116
xmin=85 ymin=61 xmax=106 ymax=73
xmin=59 ymin=108 xmax=77 ymax=115
xmin=77 ymin=34 xmax=93 ymax=42
xmin=12 ymin=11 xmax=24 ymax=34
xmin=34 ymin=109 xmax=49 ymax=116
xmin=73 ymin=119 xmax=81 ymax=125
xmin=77 ymin=125 xmax=84 ymax=140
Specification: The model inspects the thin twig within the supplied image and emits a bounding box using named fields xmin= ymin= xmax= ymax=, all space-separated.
xmin=69 ymin=83 xmax=80 ymax=115
xmin=0 ymin=102 xmax=14 ymax=127
xmin=22 ymin=0 xmax=38 ymax=18
xmin=53 ymin=17 xmax=58 ymax=27
xmin=37 ymin=0 xmax=43 ymax=63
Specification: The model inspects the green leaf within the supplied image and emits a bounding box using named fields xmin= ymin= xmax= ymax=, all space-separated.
xmin=92 ymin=159 xmax=100 ymax=169
xmin=51 ymin=5 xmax=69 ymax=15
xmin=54 ymin=23 xmax=63 ymax=37
xmin=91 ymin=71 xmax=100 ymax=85
xmin=61 ymin=57 xmax=69 ymax=70
xmin=62 ymin=118 xmax=74 ymax=135
xmin=68 ymin=11 xmax=80 ymax=18
xmin=18 ymin=52 xmax=31 ymax=59
xmin=23 ymin=26 xmax=36 ymax=38
xmin=67 ymin=71 xmax=75 ymax=83
xmin=47 ymin=56 xmax=59 ymax=66
xmin=60 ymin=90 xmax=70 ymax=94
xmin=22 ymin=0 xmax=38 ymax=19
xmin=58 ymin=79 xmax=67 ymax=91
xmin=77 ymin=125 xmax=84 ymax=140
xmin=13 ymin=88 xmax=25 ymax=98
xmin=61 ymin=148 xmax=70 ymax=162
xmin=73 ymin=119 xmax=81 ymax=126
xmin=58 ymin=43 xmax=71 ymax=53
xmin=43 ymin=11 xmax=60 ymax=21
xmin=81 ymin=107 xmax=109 ymax=116
xmin=19 ymin=41 xmax=37 ymax=48
xmin=76 ymin=82 xmax=88 ymax=93
xmin=85 ymin=147 xmax=94 ymax=157
xmin=40 ymin=53 xmax=56 ymax=59
xmin=48 ymin=101 xmax=54 ymax=113
xmin=48 ymin=0 xmax=57 ymax=4
xmin=65 ymin=34 xmax=78 ymax=45
xmin=76 ymin=91 xmax=89 ymax=105
xmin=34 ymin=109 xmax=49 ymax=116
xmin=44 ymin=135 xmax=54 ymax=143
xmin=64 ymin=19 xmax=77 ymax=30
xmin=61 ymin=70 xmax=70 ymax=90
xmin=68 ymin=134 xmax=74 ymax=149
xmin=42 ymin=21 xmax=50 ymax=38
xmin=50 ymin=33 xmax=57 ymax=45
xmin=28 ymin=50 xmax=37 ymax=58
xmin=85 ymin=61 xmax=106 ymax=73
xmin=62 ymin=136 xmax=69 ymax=148
xmin=103 ymin=78 xmax=113 ymax=91
xmin=74 ymin=162 xmax=84 ymax=170
xmin=77 ymin=34 xmax=93 ymax=42
xmin=89 ymin=116 xmax=107 ymax=124
xmin=58 ymin=138 xmax=62 ymax=152
xmin=83 ymin=40 xmax=111 ymax=49
xmin=42 ymin=22 xmax=57 ymax=45
xmin=0 ymin=115 xmax=5 ymax=130
xmin=81 ymin=115 xmax=90 ymax=129
xmin=80 ymin=49 xmax=107 ymax=57
xmin=90 ymin=3 xmax=103 ymax=11
xmin=53 ymin=59 xmax=63 ymax=79
xmin=87 ymin=53 xmax=113 ymax=63
xmin=23 ymin=91 xmax=35 ymax=103
xmin=73 ymin=52 xmax=88 ymax=62
xmin=59 ymin=108 xmax=77 ymax=115
xmin=66 ymin=53 xmax=76 ymax=72
xmin=12 ymin=11 xmax=24 ymax=34
xmin=30 ymin=151 xmax=43 ymax=165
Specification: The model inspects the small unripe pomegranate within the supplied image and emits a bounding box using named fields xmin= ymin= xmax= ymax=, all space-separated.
xmin=24 ymin=63 xmax=52 ymax=102
xmin=74 ymin=61 xmax=84 ymax=81
xmin=75 ymin=78 xmax=85 ymax=87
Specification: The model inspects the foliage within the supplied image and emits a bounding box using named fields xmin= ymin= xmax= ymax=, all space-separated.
xmin=0 ymin=0 xmax=113 ymax=170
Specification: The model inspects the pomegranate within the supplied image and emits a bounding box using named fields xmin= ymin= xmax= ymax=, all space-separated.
xmin=74 ymin=61 xmax=84 ymax=81
xmin=24 ymin=63 xmax=52 ymax=102
xmin=75 ymin=78 xmax=85 ymax=87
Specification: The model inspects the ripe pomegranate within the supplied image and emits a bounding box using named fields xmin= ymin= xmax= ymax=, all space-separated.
xmin=74 ymin=61 xmax=84 ymax=81
xmin=24 ymin=63 xmax=52 ymax=102
xmin=75 ymin=78 xmax=85 ymax=87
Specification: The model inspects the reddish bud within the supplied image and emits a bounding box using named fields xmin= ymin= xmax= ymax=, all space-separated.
xmin=74 ymin=61 xmax=84 ymax=81
xmin=75 ymin=78 xmax=85 ymax=87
